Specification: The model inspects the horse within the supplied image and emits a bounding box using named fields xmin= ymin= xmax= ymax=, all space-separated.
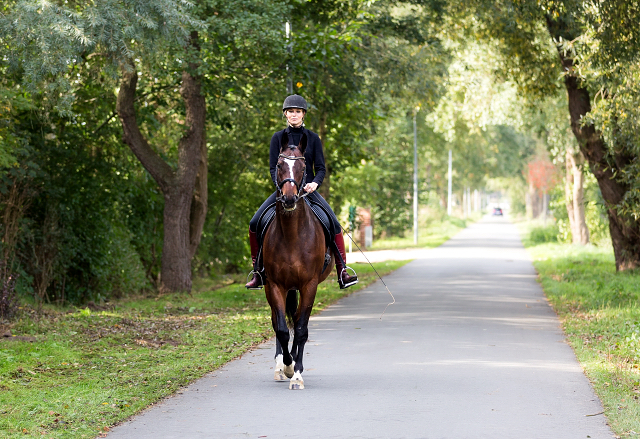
xmin=262 ymin=132 xmax=334 ymax=390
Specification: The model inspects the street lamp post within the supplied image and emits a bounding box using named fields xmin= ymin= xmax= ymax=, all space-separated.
xmin=447 ymin=149 xmax=452 ymax=216
xmin=413 ymin=109 xmax=419 ymax=245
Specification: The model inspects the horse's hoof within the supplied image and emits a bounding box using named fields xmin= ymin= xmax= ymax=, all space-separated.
xmin=289 ymin=372 xmax=304 ymax=390
xmin=283 ymin=361 xmax=295 ymax=379
xmin=274 ymin=367 xmax=287 ymax=381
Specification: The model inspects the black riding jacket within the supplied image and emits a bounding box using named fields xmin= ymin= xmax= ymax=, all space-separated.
xmin=269 ymin=126 xmax=326 ymax=188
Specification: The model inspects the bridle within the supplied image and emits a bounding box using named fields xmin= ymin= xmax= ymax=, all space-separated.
xmin=275 ymin=150 xmax=308 ymax=210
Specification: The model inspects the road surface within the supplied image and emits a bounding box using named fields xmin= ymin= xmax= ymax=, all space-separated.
xmin=108 ymin=216 xmax=613 ymax=439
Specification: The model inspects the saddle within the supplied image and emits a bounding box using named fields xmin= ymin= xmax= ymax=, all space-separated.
xmin=254 ymin=198 xmax=344 ymax=274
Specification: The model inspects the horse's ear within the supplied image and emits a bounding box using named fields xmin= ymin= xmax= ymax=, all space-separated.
xmin=299 ymin=132 xmax=307 ymax=154
xmin=281 ymin=131 xmax=289 ymax=152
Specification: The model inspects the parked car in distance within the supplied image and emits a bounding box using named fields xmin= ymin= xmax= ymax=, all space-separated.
xmin=492 ymin=207 xmax=503 ymax=216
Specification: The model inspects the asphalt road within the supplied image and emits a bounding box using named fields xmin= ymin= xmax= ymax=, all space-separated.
xmin=107 ymin=216 xmax=613 ymax=439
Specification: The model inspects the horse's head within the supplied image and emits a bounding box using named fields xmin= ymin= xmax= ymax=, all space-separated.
xmin=276 ymin=133 xmax=306 ymax=212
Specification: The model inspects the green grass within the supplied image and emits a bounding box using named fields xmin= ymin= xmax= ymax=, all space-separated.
xmin=369 ymin=214 xmax=477 ymax=250
xmin=0 ymin=260 xmax=409 ymax=438
xmin=526 ymin=241 xmax=640 ymax=437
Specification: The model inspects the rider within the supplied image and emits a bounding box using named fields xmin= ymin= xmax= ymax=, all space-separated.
xmin=245 ymin=94 xmax=358 ymax=290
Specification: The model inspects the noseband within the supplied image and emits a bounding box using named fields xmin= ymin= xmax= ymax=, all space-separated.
xmin=276 ymin=151 xmax=307 ymax=210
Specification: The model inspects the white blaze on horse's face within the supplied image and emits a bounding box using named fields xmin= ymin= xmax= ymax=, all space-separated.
xmin=284 ymin=158 xmax=296 ymax=187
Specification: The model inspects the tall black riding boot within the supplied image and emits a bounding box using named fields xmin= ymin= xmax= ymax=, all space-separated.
xmin=245 ymin=230 xmax=264 ymax=290
xmin=334 ymin=232 xmax=358 ymax=289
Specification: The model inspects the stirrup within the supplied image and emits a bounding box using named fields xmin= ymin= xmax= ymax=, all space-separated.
xmin=245 ymin=270 xmax=264 ymax=290
xmin=338 ymin=266 xmax=358 ymax=289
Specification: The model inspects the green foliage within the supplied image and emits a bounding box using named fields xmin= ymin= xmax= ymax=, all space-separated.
xmin=582 ymin=173 xmax=611 ymax=246
xmin=0 ymin=67 xmax=158 ymax=304
xmin=1 ymin=0 xmax=292 ymax=297
xmin=0 ymin=87 xmax=33 ymax=168
xmin=505 ymin=177 xmax=527 ymax=215
xmin=197 ymin=123 xmax=275 ymax=273
xmin=453 ymin=0 xmax=638 ymax=252
xmin=5 ymin=0 xmax=634 ymax=302
xmin=582 ymin=63 xmax=640 ymax=221
xmin=527 ymin=224 xmax=560 ymax=245
xmin=1 ymin=0 xmax=203 ymax=113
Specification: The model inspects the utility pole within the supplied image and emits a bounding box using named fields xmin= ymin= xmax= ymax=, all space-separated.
xmin=447 ymin=149 xmax=452 ymax=216
xmin=286 ymin=21 xmax=293 ymax=94
xmin=413 ymin=110 xmax=419 ymax=245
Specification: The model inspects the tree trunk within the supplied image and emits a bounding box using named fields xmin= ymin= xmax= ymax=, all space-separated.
xmin=565 ymin=149 xmax=589 ymax=244
xmin=116 ymin=33 xmax=207 ymax=292
xmin=564 ymin=152 xmax=577 ymax=237
xmin=546 ymin=20 xmax=640 ymax=269
xmin=189 ymin=136 xmax=208 ymax=259
xmin=527 ymin=181 xmax=541 ymax=219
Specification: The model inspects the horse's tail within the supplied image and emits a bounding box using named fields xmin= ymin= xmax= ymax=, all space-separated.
xmin=285 ymin=289 xmax=298 ymax=328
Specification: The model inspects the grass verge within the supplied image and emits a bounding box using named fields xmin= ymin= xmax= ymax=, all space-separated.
xmin=0 ymin=260 xmax=409 ymax=438
xmin=526 ymin=241 xmax=640 ymax=437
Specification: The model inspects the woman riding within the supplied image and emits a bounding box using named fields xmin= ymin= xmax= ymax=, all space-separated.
xmin=245 ymin=94 xmax=358 ymax=290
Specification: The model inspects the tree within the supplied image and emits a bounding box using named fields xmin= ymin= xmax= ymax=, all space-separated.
xmin=116 ymin=45 xmax=206 ymax=292
xmin=522 ymin=93 xmax=590 ymax=242
xmin=564 ymin=148 xmax=589 ymax=244
xmin=2 ymin=0 xmax=289 ymax=292
xmin=453 ymin=0 xmax=640 ymax=270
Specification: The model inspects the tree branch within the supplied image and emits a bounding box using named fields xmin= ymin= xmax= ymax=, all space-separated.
xmin=94 ymin=84 xmax=175 ymax=137
xmin=116 ymin=66 xmax=174 ymax=193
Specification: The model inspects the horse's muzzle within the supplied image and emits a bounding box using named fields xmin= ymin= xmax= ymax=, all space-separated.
xmin=283 ymin=195 xmax=298 ymax=211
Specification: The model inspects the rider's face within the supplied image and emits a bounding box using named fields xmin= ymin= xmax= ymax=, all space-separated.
xmin=285 ymin=108 xmax=305 ymax=127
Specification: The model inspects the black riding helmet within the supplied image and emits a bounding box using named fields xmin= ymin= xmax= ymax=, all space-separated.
xmin=282 ymin=94 xmax=308 ymax=112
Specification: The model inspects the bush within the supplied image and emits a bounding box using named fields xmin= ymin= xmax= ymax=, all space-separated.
xmin=529 ymin=224 xmax=560 ymax=244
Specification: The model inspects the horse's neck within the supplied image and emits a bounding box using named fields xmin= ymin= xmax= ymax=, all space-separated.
xmin=275 ymin=201 xmax=313 ymax=242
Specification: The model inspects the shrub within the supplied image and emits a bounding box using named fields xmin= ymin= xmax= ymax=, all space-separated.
xmin=529 ymin=224 xmax=560 ymax=244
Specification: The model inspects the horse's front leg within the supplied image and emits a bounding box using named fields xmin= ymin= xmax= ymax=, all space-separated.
xmin=265 ymin=283 xmax=295 ymax=381
xmin=289 ymin=280 xmax=318 ymax=390
xmin=274 ymin=338 xmax=288 ymax=381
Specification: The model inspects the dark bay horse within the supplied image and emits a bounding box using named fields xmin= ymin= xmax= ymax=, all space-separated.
xmin=262 ymin=133 xmax=333 ymax=390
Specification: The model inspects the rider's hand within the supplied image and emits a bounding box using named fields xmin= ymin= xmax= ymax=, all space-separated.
xmin=304 ymin=182 xmax=318 ymax=193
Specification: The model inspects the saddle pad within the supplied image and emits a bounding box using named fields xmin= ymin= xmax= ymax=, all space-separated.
xmin=256 ymin=202 xmax=277 ymax=247
xmin=304 ymin=198 xmax=336 ymax=239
